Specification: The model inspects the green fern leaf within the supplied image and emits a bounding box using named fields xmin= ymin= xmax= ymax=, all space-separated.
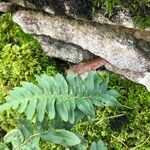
xmin=41 ymin=129 xmax=81 ymax=147
xmin=55 ymin=73 xmax=68 ymax=94
xmin=0 ymin=72 xmax=121 ymax=124
xmin=66 ymin=72 xmax=78 ymax=95
xmin=90 ymin=140 xmax=107 ymax=150
xmin=4 ymin=129 xmax=24 ymax=149
xmin=76 ymin=99 xmax=95 ymax=117
xmin=18 ymin=99 xmax=28 ymax=113
xmin=84 ymin=71 xmax=95 ymax=94
xmin=67 ymin=100 xmax=76 ymax=124
xmin=91 ymin=96 xmax=103 ymax=107
xmin=36 ymin=97 xmax=47 ymax=122
xmin=101 ymin=94 xmax=121 ymax=106
xmin=56 ymin=99 xmax=68 ymax=122
xmin=46 ymin=97 xmax=56 ymax=119
xmin=106 ymin=90 xmax=121 ymax=98
xmin=99 ymin=76 xmax=109 ymax=93
xmin=3 ymin=128 xmax=41 ymax=150
xmin=0 ymin=143 xmax=9 ymax=150
xmin=75 ymin=76 xmax=86 ymax=95
xmin=25 ymin=98 xmax=37 ymax=120
xmin=19 ymin=120 xmax=33 ymax=139
xmin=93 ymin=73 xmax=100 ymax=93
xmin=36 ymin=74 xmax=59 ymax=94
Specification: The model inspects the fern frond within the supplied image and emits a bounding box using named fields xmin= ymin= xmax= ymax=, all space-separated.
xmin=0 ymin=72 xmax=121 ymax=123
xmin=1 ymin=120 xmax=80 ymax=150
xmin=90 ymin=140 xmax=107 ymax=150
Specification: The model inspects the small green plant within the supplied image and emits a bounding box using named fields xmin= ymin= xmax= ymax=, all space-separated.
xmin=92 ymin=0 xmax=150 ymax=29
xmin=0 ymin=72 xmax=121 ymax=149
xmin=73 ymin=71 xmax=150 ymax=150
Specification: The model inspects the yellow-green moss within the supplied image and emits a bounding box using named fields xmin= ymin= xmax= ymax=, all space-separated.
xmin=0 ymin=13 xmax=57 ymax=132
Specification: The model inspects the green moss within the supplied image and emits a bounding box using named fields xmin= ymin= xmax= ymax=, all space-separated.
xmin=73 ymin=71 xmax=150 ymax=149
xmin=0 ymin=13 xmax=57 ymax=132
xmin=92 ymin=0 xmax=150 ymax=29
xmin=40 ymin=141 xmax=63 ymax=150
xmin=0 ymin=14 xmax=57 ymax=87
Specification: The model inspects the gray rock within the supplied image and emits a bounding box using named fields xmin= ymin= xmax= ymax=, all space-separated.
xmin=35 ymin=35 xmax=95 ymax=63
xmin=5 ymin=0 xmax=55 ymax=14
xmin=10 ymin=0 xmax=25 ymax=7
xmin=13 ymin=10 xmax=150 ymax=73
xmin=0 ymin=2 xmax=12 ymax=12
xmin=93 ymin=10 xmax=150 ymax=31
xmin=64 ymin=2 xmax=150 ymax=42
xmin=64 ymin=1 xmax=150 ymax=31
xmin=115 ymin=27 xmax=150 ymax=42
xmin=105 ymin=63 xmax=150 ymax=91
xmin=1 ymin=1 xmax=150 ymax=32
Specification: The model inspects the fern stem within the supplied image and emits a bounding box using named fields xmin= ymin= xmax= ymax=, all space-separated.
xmin=19 ymin=130 xmax=48 ymax=148
xmin=94 ymin=114 xmax=125 ymax=125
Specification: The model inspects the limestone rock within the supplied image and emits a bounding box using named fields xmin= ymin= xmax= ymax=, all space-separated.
xmin=10 ymin=0 xmax=25 ymax=7
xmin=0 ymin=2 xmax=12 ymax=12
xmin=35 ymin=35 xmax=95 ymax=63
xmin=2 ymin=0 xmax=55 ymax=14
xmin=64 ymin=1 xmax=150 ymax=31
xmin=105 ymin=63 xmax=150 ymax=91
xmin=116 ymin=27 xmax=150 ymax=42
xmin=13 ymin=10 xmax=150 ymax=73
xmin=93 ymin=10 xmax=150 ymax=31
xmin=1 ymin=1 xmax=150 ymax=32
xmin=64 ymin=2 xmax=150 ymax=42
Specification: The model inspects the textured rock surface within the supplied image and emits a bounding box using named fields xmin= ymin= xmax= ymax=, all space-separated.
xmin=1 ymin=1 xmax=150 ymax=32
xmin=1 ymin=1 xmax=149 ymax=42
xmin=105 ymin=63 xmax=150 ymax=91
xmin=64 ymin=1 xmax=150 ymax=31
xmin=13 ymin=10 xmax=150 ymax=72
xmin=93 ymin=10 xmax=150 ymax=32
xmin=0 ymin=1 xmax=150 ymax=91
xmin=1 ymin=0 xmax=55 ymax=14
xmin=35 ymin=35 xmax=95 ymax=63
xmin=0 ymin=2 xmax=12 ymax=12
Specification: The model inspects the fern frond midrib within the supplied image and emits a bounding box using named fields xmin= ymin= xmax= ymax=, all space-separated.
xmin=7 ymin=92 xmax=102 ymax=104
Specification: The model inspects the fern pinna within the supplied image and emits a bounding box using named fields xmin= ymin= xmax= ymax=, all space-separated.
xmin=0 ymin=72 xmax=121 ymax=149
xmin=0 ymin=72 xmax=121 ymax=123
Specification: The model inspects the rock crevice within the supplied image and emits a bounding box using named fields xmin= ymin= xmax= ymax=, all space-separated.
xmin=0 ymin=1 xmax=150 ymax=91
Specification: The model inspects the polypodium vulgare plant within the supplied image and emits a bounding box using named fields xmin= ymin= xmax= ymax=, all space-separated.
xmin=0 ymin=72 xmax=121 ymax=149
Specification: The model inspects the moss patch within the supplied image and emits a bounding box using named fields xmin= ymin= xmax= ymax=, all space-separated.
xmin=0 ymin=13 xmax=58 ymax=132
xmin=73 ymin=71 xmax=150 ymax=149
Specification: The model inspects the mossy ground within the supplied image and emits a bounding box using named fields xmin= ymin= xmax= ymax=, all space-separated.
xmin=73 ymin=72 xmax=150 ymax=150
xmin=40 ymin=72 xmax=150 ymax=150
xmin=0 ymin=13 xmax=150 ymax=150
